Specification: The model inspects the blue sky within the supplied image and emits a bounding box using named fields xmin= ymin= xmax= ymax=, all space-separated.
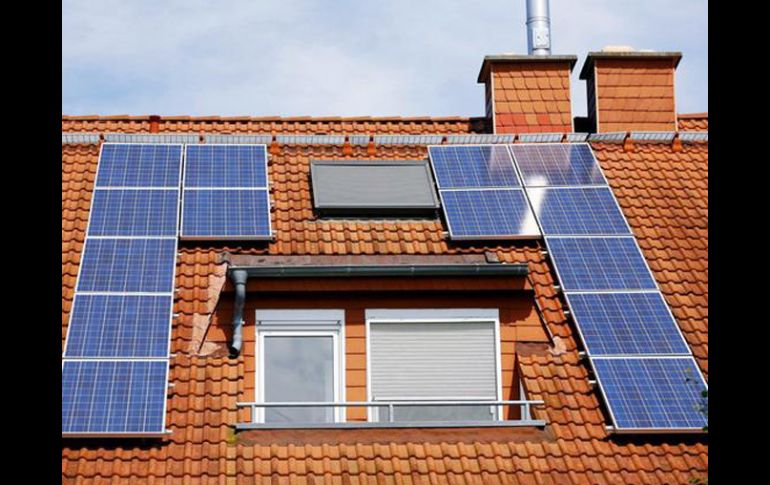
xmin=62 ymin=0 xmax=707 ymax=117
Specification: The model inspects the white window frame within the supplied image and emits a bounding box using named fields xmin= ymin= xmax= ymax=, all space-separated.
xmin=364 ymin=308 xmax=503 ymax=422
xmin=254 ymin=309 xmax=346 ymax=424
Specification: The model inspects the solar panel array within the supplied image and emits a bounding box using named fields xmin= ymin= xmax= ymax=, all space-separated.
xmin=60 ymin=140 xmax=705 ymax=435
xmin=509 ymin=143 xmax=707 ymax=433
xmin=62 ymin=143 xmax=181 ymax=436
xmin=427 ymin=145 xmax=540 ymax=239
xmin=181 ymin=144 xmax=272 ymax=239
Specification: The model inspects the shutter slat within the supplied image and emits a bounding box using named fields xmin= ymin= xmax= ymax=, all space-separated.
xmin=370 ymin=322 xmax=497 ymax=399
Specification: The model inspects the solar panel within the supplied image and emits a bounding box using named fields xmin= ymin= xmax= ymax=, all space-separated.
xmin=95 ymin=144 xmax=183 ymax=188
xmin=64 ymin=143 xmax=179 ymax=438
xmin=546 ymin=237 xmax=657 ymax=291
xmin=62 ymin=360 xmax=169 ymax=435
xmin=183 ymin=144 xmax=268 ymax=188
xmin=565 ymin=292 xmax=690 ymax=356
xmin=592 ymin=357 xmax=707 ymax=431
xmin=76 ymin=238 xmax=177 ymax=293
xmin=499 ymin=143 xmax=706 ymax=433
xmin=64 ymin=294 xmax=173 ymax=358
xmin=527 ymin=187 xmax=631 ymax=235
xmin=181 ymin=189 xmax=271 ymax=239
xmin=428 ymin=145 xmax=521 ymax=189
xmin=439 ymin=189 xmax=540 ymax=239
xmin=181 ymin=144 xmax=272 ymax=240
xmin=510 ymin=143 xmax=606 ymax=187
xmin=88 ymin=189 xmax=180 ymax=237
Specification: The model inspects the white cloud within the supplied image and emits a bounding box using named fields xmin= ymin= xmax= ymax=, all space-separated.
xmin=63 ymin=0 xmax=707 ymax=117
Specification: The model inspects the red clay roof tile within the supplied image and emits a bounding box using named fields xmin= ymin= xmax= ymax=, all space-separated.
xmin=62 ymin=117 xmax=707 ymax=483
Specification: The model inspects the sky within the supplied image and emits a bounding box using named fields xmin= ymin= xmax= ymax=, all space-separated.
xmin=62 ymin=0 xmax=707 ymax=118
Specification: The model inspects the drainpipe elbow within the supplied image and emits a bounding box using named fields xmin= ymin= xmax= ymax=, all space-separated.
xmin=228 ymin=269 xmax=248 ymax=358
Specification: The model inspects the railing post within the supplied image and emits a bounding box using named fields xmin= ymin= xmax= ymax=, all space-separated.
xmin=389 ymin=403 xmax=394 ymax=422
xmin=523 ymin=402 xmax=531 ymax=420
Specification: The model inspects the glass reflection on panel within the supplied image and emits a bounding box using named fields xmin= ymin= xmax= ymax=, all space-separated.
xmin=263 ymin=335 xmax=334 ymax=423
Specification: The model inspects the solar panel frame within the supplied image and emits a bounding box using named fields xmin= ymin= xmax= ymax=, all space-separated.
xmin=437 ymin=188 xmax=541 ymax=240
xmin=564 ymin=292 xmax=692 ymax=357
xmin=94 ymin=143 xmax=184 ymax=189
xmin=183 ymin=144 xmax=269 ymax=188
xmin=590 ymin=356 xmax=708 ymax=433
xmin=508 ymin=143 xmax=609 ymax=188
xmin=87 ymin=188 xmax=181 ymax=237
xmin=75 ymin=237 xmax=178 ymax=294
xmin=427 ymin=144 xmax=522 ymax=189
xmin=545 ymin=236 xmax=658 ymax=292
xmin=62 ymin=293 xmax=174 ymax=359
xmin=61 ymin=359 xmax=170 ymax=437
xmin=180 ymin=144 xmax=273 ymax=240
xmin=525 ymin=187 xmax=633 ymax=236
xmin=180 ymin=188 xmax=273 ymax=240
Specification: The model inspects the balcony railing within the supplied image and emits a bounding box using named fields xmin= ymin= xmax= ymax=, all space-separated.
xmin=235 ymin=400 xmax=546 ymax=430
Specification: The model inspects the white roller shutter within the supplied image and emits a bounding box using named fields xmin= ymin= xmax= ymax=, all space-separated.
xmin=369 ymin=321 xmax=498 ymax=399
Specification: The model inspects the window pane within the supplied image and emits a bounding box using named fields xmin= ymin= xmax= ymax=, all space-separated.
xmin=263 ymin=336 xmax=334 ymax=423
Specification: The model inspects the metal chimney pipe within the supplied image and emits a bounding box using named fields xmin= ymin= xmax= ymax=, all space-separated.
xmin=526 ymin=0 xmax=551 ymax=55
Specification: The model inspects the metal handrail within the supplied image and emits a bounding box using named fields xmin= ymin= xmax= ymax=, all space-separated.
xmin=236 ymin=399 xmax=545 ymax=425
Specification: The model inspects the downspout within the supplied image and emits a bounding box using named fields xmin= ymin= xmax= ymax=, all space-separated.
xmin=228 ymin=269 xmax=248 ymax=358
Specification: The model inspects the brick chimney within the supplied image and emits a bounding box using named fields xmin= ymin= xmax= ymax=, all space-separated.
xmin=579 ymin=48 xmax=682 ymax=132
xmin=478 ymin=55 xmax=577 ymax=134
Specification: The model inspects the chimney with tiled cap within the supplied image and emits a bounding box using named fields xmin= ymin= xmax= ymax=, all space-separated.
xmin=579 ymin=46 xmax=682 ymax=132
xmin=478 ymin=0 xmax=577 ymax=134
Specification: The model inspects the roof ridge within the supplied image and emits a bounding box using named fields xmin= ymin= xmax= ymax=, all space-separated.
xmin=62 ymin=114 xmax=479 ymax=122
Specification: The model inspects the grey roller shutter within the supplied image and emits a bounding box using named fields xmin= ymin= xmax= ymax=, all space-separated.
xmin=369 ymin=322 xmax=498 ymax=399
xmin=310 ymin=160 xmax=440 ymax=209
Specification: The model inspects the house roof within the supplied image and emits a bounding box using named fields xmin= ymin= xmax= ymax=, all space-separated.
xmin=62 ymin=115 xmax=708 ymax=484
xmin=678 ymin=113 xmax=708 ymax=131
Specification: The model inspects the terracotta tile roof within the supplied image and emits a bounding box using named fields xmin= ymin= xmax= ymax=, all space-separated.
xmin=593 ymin=59 xmax=677 ymax=132
xmin=678 ymin=112 xmax=708 ymax=131
xmin=489 ymin=64 xmax=573 ymax=134
xmin=596 ymin=143 xmax=708 ymax=374
xmin=61 ymin=121 xmax=708 ymax=483
xmin=62 ymin=115 xmax=488 ymax=135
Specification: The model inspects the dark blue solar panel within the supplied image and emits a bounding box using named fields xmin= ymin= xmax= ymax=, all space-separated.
xmin=510 ymin=143 xmax=606 ymax=187
xmin=95 ymin=144 xmax=182 ymax=188
xmin=592 ymin=357 xmax=707 ymax=430
xmin=528 ymin=187 xmax=630 ymax=235
xmin=88 ymin=189 xmax=180 ymax=237
xmin=62 ymin=360 xmax=168 ymax=434
xmin=566 ymin=292 xmax=689 ymax=356
xmin=440 ymin=189 xmax=540 ymax=238
xmin=181 ymin=189 xmax=271 ymax=239
xmin=428 ymin=145 xmax=521 ymax=189
xmin=547 ymin=237 xmax=657 ymax=291
xmin=64 ymin=295 xmax=173 ymax=358
xmin=77 ymin=238 xmax=177 ymax=293
xmin=184 ymin=145 xmax=268 ymax=188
